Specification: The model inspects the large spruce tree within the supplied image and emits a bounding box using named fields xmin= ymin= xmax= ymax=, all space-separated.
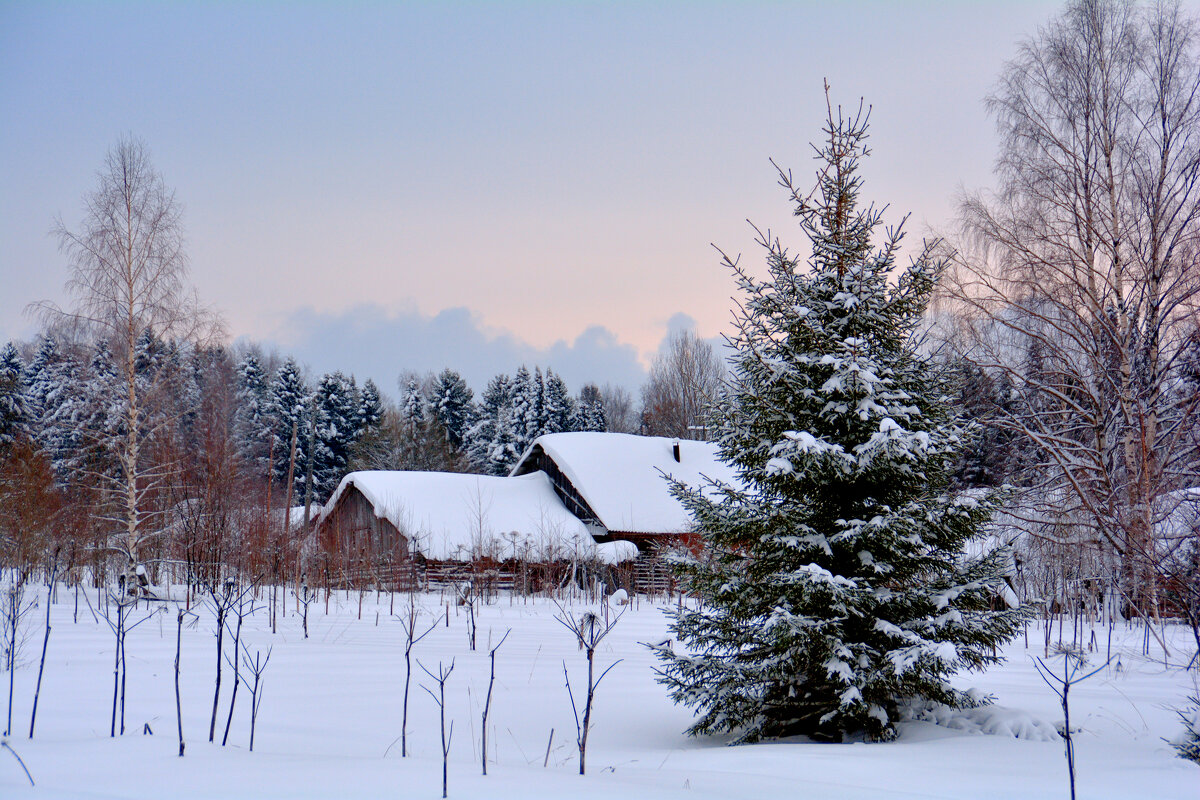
xmin=655 ymin=98 xmax=1023 ymax=743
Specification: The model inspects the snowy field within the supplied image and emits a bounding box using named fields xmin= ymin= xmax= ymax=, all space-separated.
xmin=2 ymin=587 xmax=1196 ymax=799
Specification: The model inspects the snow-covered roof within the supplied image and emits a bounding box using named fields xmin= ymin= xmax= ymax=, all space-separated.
xmin=318 ymin=470 xmax=597 ymax=561
xmin=511 ymin=432 xmax=740 ymax=535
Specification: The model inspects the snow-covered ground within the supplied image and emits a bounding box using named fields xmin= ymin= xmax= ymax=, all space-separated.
xmin=2 ymin=587 xmax=1195 ymax=799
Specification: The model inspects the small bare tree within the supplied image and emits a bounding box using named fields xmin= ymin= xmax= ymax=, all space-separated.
xmin=419 ymin=659 xmax=456 ymax=799
xmin=398 ymin=594 xmax=438 ymax=758
xmin=480 ymin=628 xmax=510 ymax=775
xmin=298 ymin=579 xmax=316 ymax=639
xmin=28 ymin=551 xmax=60 ymax=738
xmin=239 ymin=643 xmax=272 ymax=752
xmin=222 ymin=587 xmax=258 ymax=746
xmin=100 ymin=591 xmax=158 ymax=737
xmin=457 ymin=579 xmax=479 ymax=652
xmin=555 ymin=603 xmax=624 ymax=775
xmin=205 ymin=577 xmax=255 ymax=743
xmin=1033 ymin=649 xmax=1111 ymax=800
xmin=1 ymin=570 xmax=34 ymax=737
xmin=175 ymin=607 xmax=198 ymax=757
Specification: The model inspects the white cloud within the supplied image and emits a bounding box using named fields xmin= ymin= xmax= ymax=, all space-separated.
xmin=263 ymin=303 xmax=650 ymax=399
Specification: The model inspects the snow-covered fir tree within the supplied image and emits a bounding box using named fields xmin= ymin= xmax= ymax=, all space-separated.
xmin=466 ymin=367 xmax=589 ymax=473
xmin=487 ymin=405 xmax=521 ymax=474
xmin=24 ymin=336 xmax=60 ymax=420
xmin=542 ymin=369 xmax=575 ymax=434
xmin=428 ymin=368 xmax=474 ymax=449
xmin=401 ymin=376 xmax=426 ymax=432
xmin=133 ymin=327 xmax=166 ymax=385
xmin=357 ymin=379 xmax=383 ymax=435
xmin=531 ymin=367 xmax=546 ymax=437
xmin=347 ymin=378 xmax=389 ymax=470
xmin=25 ymin=336 xmax=83 ymax=479
xmin=130 ymin=328 xmax=181 ymax=457
xmin=309 ymin=371 xmax=360 ymax=502
xmin=73 ymin=339 xmax=124 ymax=482
xmin=174 ymin=342 xmax=204 ymax=458
xmin=510 ymin=366 xmax=539 ymax=453
xmin=466 ymin=373 xmax=516 ymax=474
xmin=397 ymin=375 xmax=433 ymax=469
xmin=0 ymin=342 xmax=29 ymax=446
xmin=268 ymin=357 xmax=309 ymax=498
xmin=294 ymin=389 xmax=322 ymax=508
xmin=574 ymin=383 xmax=607 ymax=432
xmin=948 ymin=359 xmax=1027 ymax=490
xmin=655 ymin=100 xmax=1024 ymax=744
xmin=234 ymin=352 xmax=273 ymax=475
xmin=1174 ymin=693 xmax=1200 ymax=764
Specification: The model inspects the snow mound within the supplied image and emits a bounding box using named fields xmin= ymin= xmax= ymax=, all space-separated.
xmin=594 ymin=539 xmax=640 ymax=565
xmin=903 ymin=701 xmax=1060 ymax=741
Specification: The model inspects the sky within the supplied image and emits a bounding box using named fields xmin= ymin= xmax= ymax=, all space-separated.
xmin=0 ymin=1 xmax=1070 ymax=397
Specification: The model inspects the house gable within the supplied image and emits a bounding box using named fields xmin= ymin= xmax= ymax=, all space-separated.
xmin=509 ymin=432 xmax=739 ymax=544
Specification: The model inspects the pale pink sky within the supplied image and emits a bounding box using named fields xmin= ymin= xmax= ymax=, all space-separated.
xmin=1 ymin=1 xmax=1076 ymax=393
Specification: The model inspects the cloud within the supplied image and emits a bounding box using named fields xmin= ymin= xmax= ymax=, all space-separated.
xmin=665 ymin=312 xmax=699 ymax=343
xmin=657 ymin=311 xmax=734 ymax=365
xmin=264 ymin=304 xmax=649 ymax=398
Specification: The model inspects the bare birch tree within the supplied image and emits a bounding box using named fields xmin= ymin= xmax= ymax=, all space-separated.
xmin=640 ymin=330 xmax=725 ymax=439
xmin=599 ymin=384 xmax=637 ymax=434
xmin=36 ymin=136 xmax=217 ymax=592
xmin=946 ymin=0 xmax=1200 ymax=631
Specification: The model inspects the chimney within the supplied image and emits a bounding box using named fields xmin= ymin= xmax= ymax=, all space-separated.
xmin=672 ymin=438 xmax=681 ymax=463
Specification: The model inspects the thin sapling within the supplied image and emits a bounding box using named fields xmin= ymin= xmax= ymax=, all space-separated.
xmin=481 ymin=628 xmax=511 ymax=775
xmin=240 ymin=643 xmax=272 ymax=752
xmin=1033 ymin=648 xmax=1110 ymax=800
xmin=555 ymin=602 xmax=624 ymax=775
xmin=419 ymin=659 xmax=456 ymax=799
xmin=29 ymin=551 xmax=59 ymax=738
xmin=222 ymin=587 xmax=257 ymax=746
xmin=398 ymin=594 xmax=438 ymax=757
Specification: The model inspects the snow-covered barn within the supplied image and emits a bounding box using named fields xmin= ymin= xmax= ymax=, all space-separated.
xmin=509 ymin=432 xmax=739 ymax=551
xmin=316 ymin=470 xmax=602 ymax=565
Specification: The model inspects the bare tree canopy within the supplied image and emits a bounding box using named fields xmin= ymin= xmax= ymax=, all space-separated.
xmin=48 ymin=139 xmax=194 ymax=338
xmin=599 ymin=383 xmax=636 ymax=434
xmin=640 ymin=330 xmax=725 ymax=439
xmin=947 ymin=0 xmax=1200 ymax=631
